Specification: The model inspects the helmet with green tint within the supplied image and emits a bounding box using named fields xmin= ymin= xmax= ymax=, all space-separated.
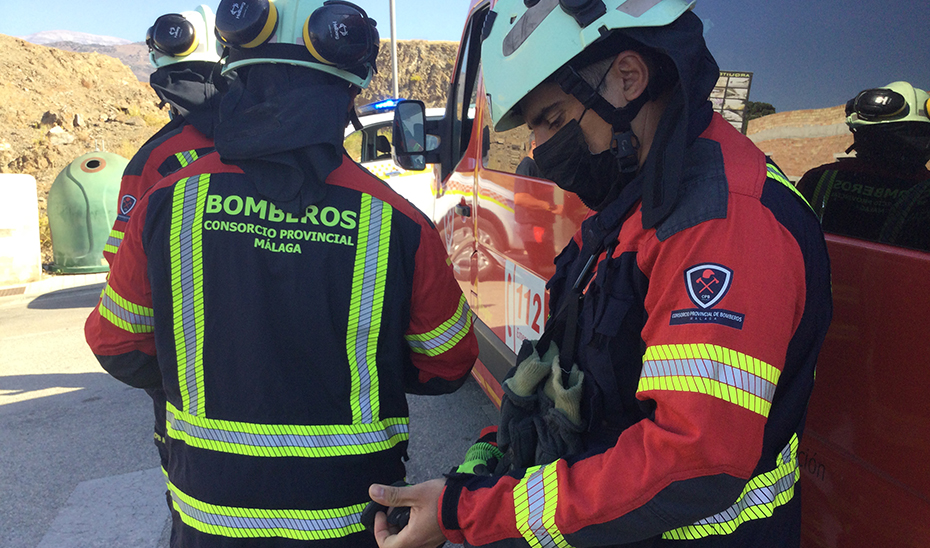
xmin=214 ymin=0 xmax=379 ymax=89
xmin=846 ymin=81 xmax=930 ymax=164
xmin=846 ymin=81 xmax=930 ymax=129
xmin=481 ymin=0 xmax=696 ymax=132
xmin=146 ymin=5 xmax=223 ymax=68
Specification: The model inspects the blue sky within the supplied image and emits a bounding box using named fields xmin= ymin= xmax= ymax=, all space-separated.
xmin=3 ymin=0 xmax=929 ymax=113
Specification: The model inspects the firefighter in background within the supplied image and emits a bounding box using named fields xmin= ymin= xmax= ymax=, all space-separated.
xmin=103 ymin=4 xmax=227 ymax=484
xmin=85 ymin=0 xmax=478 ymax=546
xmin=369 ymin=1 xmax=832 ymax=547
xmin=106 ymin=4 xmax=226 ymax=266
xmin=797 ymin=81 xmax=930 ymax=251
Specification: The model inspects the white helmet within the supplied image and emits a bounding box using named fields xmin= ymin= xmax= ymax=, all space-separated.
xmin=214 ymin=0 xmax=379 ymax=89
xmin=146 ymin=5 xmax=223 ymax=68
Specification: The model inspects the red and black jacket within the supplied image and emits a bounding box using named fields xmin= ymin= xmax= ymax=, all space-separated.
xmin=104 ymin=122 xmax=215 ymax=266
xmin=440 ymin=114 xmax=832 ymax=548
xmin=86 ymin=152 xmax=478 ymax=547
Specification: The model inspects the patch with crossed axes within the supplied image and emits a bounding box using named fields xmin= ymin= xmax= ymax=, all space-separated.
xmin=685 ymin=264 xmax=732 ymax=309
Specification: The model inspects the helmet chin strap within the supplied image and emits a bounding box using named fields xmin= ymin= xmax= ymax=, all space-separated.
xmin=554 ymin=64 xmax=648 ymax=173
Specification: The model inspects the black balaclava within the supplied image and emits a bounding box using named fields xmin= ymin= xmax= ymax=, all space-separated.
xmin=149 ymin=61 xmax=226 ymax=138
xmin=851 ymin=123 xmax=930 ymax=172
xmin=213 ymin=64 xmax=355 ymax=214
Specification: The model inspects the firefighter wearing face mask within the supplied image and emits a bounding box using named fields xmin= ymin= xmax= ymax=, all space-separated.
xmin=368 ymin=1 xmax=833 ymax=547
xmin=797 ymin=81 xmax=930 ymax=251
xmin=85 ymin=1 xmax=478 ymax=547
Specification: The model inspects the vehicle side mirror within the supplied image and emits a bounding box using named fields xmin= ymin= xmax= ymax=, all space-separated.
xmin=393 ymin=100 xmax=427 ymax=171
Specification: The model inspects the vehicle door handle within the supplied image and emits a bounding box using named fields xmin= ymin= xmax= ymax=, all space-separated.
xmin=455 ymin=204 xmax=472 ymax=217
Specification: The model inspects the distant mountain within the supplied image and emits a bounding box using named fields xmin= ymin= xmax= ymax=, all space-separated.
xmin=20 ymin=30 xmax=132 ymax=46
xmin=44 ymin=41 xmax=153 ymax=83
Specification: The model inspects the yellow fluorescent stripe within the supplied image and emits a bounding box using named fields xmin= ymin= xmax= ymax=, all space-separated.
xmin=165 ymin=402 xmax=409 ymax=458
xmin=513 ymin=463 xmax=573 ymax=548
xmin=168 ymin=481 xmax=366 ymax=540
xmin=662 ymin=434 xmax=799 ymax=540
xmin=406 ymin=294 xmax=468 ymax=341
xmin=347 ymin=195 xmax=371 ymax=424
xmin=105 ymin=284 xmax=154 ymax=316
xmin=640 ymin=344 xmax=779 ymax=417
xmin=367 ymin=202 xmax=392 ymax=420
xmin=768 ymin=163 xmax=812 ymax=210
xmin=170 ymin=174 xmax=210 ymax=414
xmin=643 ymin=344 xmax=780 ymax=385
xmin=99 ymin=284 xmax=155 ymax=334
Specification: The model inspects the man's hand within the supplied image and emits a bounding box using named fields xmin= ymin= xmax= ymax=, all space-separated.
xmin=369 ymin=479 xmax=447 ymax=548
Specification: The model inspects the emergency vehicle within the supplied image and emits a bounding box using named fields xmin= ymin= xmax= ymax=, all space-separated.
xmin=390 ymin=1 xmax=930 ymax=546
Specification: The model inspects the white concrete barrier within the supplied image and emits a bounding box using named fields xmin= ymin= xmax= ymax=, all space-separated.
xmin=0 ymin=174 xmax=42 ymax=286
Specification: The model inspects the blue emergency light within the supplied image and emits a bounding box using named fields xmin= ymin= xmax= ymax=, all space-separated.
xmin=357 ymin=98 xmax=406 ymax=116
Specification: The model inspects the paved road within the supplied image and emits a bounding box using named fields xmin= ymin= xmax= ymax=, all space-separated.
xmin=0 ymin=282 xmax=497 ymax=548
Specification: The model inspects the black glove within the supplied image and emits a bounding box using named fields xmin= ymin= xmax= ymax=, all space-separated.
xmin=360 ymin=480 xmax=411 ymax=532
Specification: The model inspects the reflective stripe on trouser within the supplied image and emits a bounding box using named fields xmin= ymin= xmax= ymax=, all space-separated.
xmin=99 ymin=283 xmax=155 ymax=334
xmin=165 ymin=401 xmax=409 ymax=458
xmin=167 ymin=480 xmax=367 ymax=541
xmin=347 ymin=194 xmax=392 ymax=424
xmin=662 ymin=433 xmax=800 ymax=540
xmin=169 ymin=173 xmax=211 ymax=416
xmin=638 ymin=344 xmax=781 ymax=418
xmin=513 ymin=462 xmax=573 ymax=548
xmin=405 ymin=294 xmax=474 ymax=356
xmin=104 ymin=228 xmax=123 ymax=255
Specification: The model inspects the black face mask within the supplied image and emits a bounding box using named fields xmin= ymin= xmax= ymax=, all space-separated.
xmin=534 ymin=119 xmax=627 ymax=211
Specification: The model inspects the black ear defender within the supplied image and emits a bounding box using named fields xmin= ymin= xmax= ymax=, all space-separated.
xmin=303 ymin=0 xmax=380 ymax=70
xmin=559 ymin=0 xmax=607 ymax=28
xmin=215 ymin=0 xmax=279 ymax=48
xmin=147 ymin=14 xmax=199 ymax=57
xmin=846 ymin=88 xmax=908 ymax=121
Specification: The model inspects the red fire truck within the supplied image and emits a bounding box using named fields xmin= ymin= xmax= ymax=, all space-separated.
xmin=391 ymin=0 xmax=930 ymax=545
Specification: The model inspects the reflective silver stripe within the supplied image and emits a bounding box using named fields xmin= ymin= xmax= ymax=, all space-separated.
xmin=641 ymin=358 xmax=776 ymax=403
xmin=170 ymin=174 xmax=209 ymax=416
xmin=347 ymin=195 xmax=391 ymax=424
xmin=526 ymin=469 xmax=558 ymax=548
xmin=99 ymin=284 xmax=154 ymax=333
xmin=405 ymin=295 xmax=473 ymax=356
xmin=662 ymin=435 xmax=800 ymax=540
xmin=168 ymin=481 xmax=366 ymax=540
xmin=105 ymin=231 xmax=123 ymax=251
xmin=166 ymin=403 xmax=409 ymax=458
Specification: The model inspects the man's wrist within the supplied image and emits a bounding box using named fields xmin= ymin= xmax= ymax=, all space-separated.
xmin=438 ymin=480 xmax=466 ymax=544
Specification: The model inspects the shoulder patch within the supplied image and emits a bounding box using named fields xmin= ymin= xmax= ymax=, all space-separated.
xmin=685 ymin=263 xmax=732 ymax=309
xmin=120 ymin=194 xmax=138 ymax=215
xmin=669 ymin=262 xmax=745 ymax=330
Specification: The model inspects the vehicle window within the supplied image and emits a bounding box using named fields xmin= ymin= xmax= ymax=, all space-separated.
xmin=449 ymin=6 xmax=488 ymax=169
xmin=344 ymin=130 xmax=363 ymax=163
xmin=345 ymin=123 xmax=394 ymax=164
xmin=481 ymin=100 xmax=534 ymax=176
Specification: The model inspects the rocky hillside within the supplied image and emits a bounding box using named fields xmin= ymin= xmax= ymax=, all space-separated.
xmin=45 ymin=41 xmax=153 ymax=82
xmin=747 ymin=105 xmax=852 ymax=179
xmin=360 ymin=40 xmax=458 ymax=108
xmin=0 ymin=33 xmax=170 ymax=262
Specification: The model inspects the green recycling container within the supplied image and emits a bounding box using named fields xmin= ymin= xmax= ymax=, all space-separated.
xmin=47 ymin=151 xmax=128 ymax=273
